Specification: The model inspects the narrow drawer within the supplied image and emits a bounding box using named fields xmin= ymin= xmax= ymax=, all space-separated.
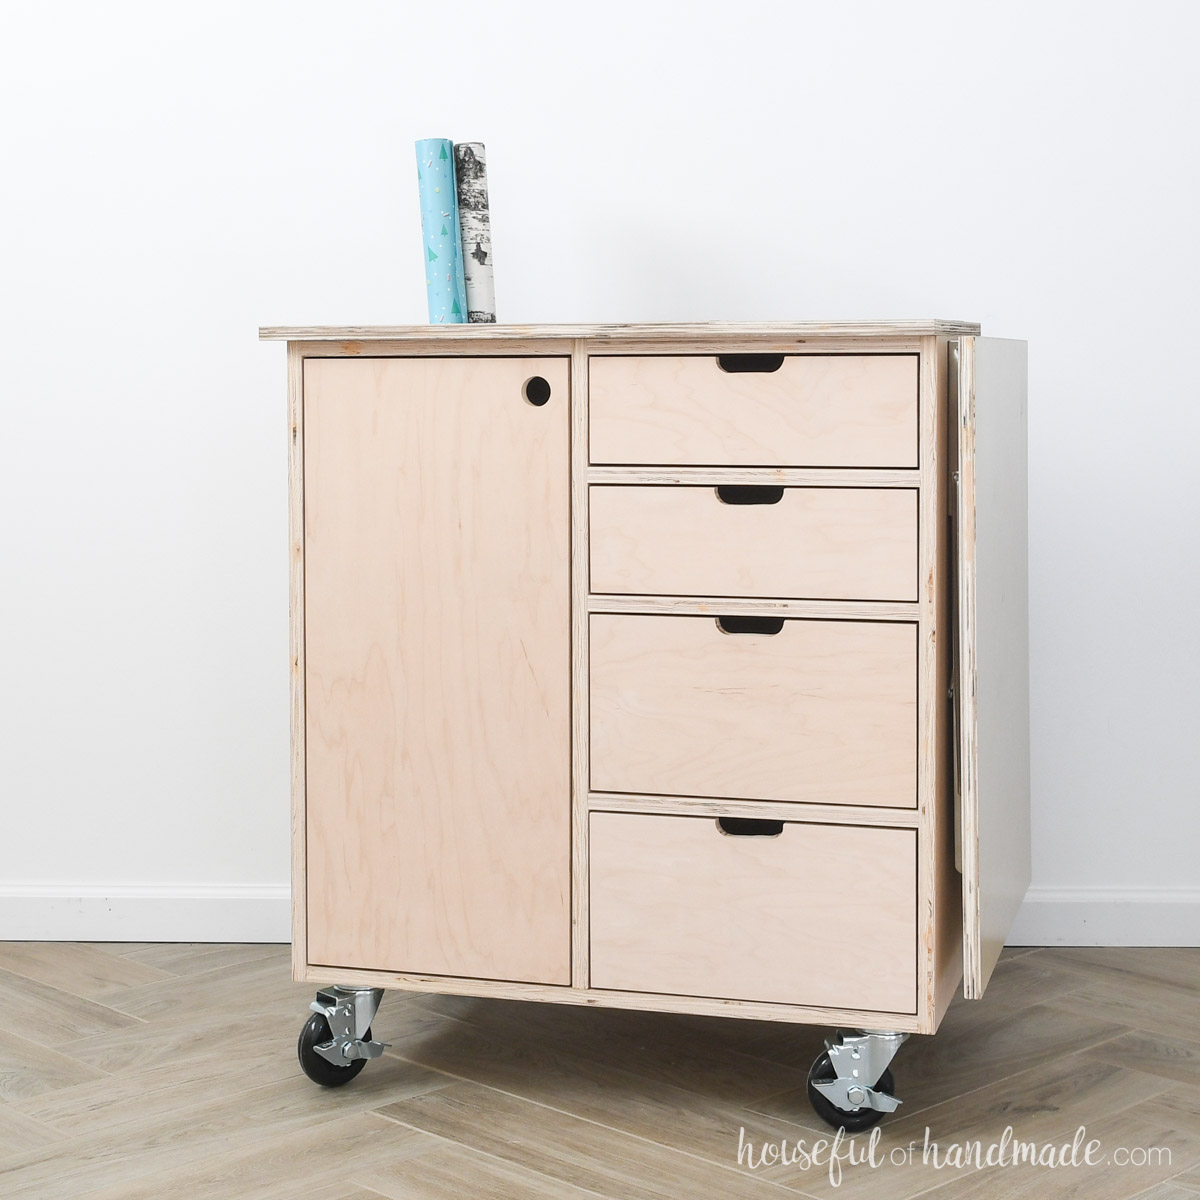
xmin=589 ymin=812 xmax=917 ymax=1011
xmin=588 ymin=354 xmax=918 ymax=467
xmin=590 ymin=614 xmax=916 ymax=807
xmin=589 ymin=485 xmax=917 ymax=601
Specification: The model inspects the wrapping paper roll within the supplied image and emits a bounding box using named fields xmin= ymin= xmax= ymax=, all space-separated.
xmin=453 ymin=142 xmax=496 ymax=323
xmin=415 ymin=138 xmax=467 ymax=323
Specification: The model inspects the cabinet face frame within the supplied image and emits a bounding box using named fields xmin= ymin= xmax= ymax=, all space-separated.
xmin=277 ymin=324 xmax=1020 ymax=1037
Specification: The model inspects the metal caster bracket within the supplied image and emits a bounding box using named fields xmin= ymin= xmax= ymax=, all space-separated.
xmin=811 ymin=1029 xmax=908 ymax=1114
xmin=309 ymin=986 xmax=389 ymax=1067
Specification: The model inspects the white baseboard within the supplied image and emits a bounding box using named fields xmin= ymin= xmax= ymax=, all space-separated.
xmin=0 ymin=884 xmax=291 ymax=942
xmin=1008 ymin=886 xmax=1200 ymax=947
xmin=1 ymin=882 xmax=1195 ymax=947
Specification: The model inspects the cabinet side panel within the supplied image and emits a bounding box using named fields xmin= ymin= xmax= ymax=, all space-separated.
xmin=303 ymin=356 xmax=572 ymax=985
xmin=958 ymin=337 xmax=1031 ymax=998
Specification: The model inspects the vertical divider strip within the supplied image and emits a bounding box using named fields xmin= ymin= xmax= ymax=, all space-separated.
xmin=570 ymin=340 xmax=591 ymax=988
xmin=288 ymin=342 xmax=308 ymax=980
xmin=915 ymin=335 xmax=941 ymax=1029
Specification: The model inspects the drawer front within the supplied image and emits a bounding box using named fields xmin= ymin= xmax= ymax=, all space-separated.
xmin=590 ymin=812 xmax=917 ymax=1011
xmin=590 ymin=614 xmax=916 ymax=807
xmin=588 ymin=354 xmax=918 ymax=467
xmin=590 ymin=485 xmax=917 ymax=601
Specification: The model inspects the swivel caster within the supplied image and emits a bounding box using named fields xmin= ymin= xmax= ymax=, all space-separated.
xmin=296 ymin=986 xmax=389 ymax=1088
xmin=807 ymin=1030 xmax=907 ymax=1131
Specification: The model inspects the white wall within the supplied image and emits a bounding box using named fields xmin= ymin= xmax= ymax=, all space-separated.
xmin=1 ymin=0 xmax=1197 ymax=943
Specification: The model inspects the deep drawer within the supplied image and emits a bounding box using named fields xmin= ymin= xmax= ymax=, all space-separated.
xmin=589 ymin=811 xmax=917 ymax=1011
xmin=590 ymin=614 xmax=917 ymax=807
xmin=589 ymin=485 xmax=917 ymax=601
xmin=588 ymin=353 xmax=918 ymax=467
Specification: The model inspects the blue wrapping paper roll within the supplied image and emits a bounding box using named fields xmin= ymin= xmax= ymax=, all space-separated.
xmin=415 ymin=138 xmax=467 ymax=323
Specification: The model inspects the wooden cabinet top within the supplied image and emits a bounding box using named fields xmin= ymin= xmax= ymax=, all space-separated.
xmin=259 ymin=319 xmax=981 ymax=343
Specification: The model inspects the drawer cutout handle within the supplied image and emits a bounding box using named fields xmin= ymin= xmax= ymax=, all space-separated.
xmin=716 ymin=353 xmax=784 ymax=374
xmin=523 ymin=375 xmax=551 ymax=406
xmin=716 ymin=615 xmax=784 ymax=636
xmin=717 ymin=817 xmax=784 ymax=838
xmin=715 ymin=485 xmax=784 ymax=505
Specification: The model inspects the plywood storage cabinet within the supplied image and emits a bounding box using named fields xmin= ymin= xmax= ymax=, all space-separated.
xmin=262 ymin=321 xmax=1030 ymax=1128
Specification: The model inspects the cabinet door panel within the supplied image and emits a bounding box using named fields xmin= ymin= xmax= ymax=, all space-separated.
xmin=303 ymin=357 xmax=571 ymax=984
xmin=954 ymin=337 xmax=1031 ymax=998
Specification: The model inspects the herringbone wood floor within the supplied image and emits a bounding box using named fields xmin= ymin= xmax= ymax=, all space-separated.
xmin=0 ymin=943 xmax=1197 ymax=1198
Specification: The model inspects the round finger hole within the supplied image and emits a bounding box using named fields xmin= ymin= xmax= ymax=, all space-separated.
xmin=523 ymin=376 xmax=551 ymax=406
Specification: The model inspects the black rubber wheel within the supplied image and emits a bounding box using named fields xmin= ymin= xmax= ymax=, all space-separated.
xmin=297 ymin=1012 xmax=370 ymax=1087
xmin=806 ymin=1050 xmax=895 ymax=1132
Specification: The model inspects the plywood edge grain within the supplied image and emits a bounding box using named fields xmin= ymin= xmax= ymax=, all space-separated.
xmin=583 ymin=337 xmax=928 ymax=356
xmin=587 ymin=594 xmax=920 ymax=621
xmin=589 ymin=792 xmax=922 ymax=826
xmin=569 ymin=342 xmax=589 ymax=988
xmin=930 ymin=336 xmax=963 ymax=1028
xmin=914 ymin=335 xmax=937 ymax=1028
xmin=587 ymin=467 xmax=921 ymax=487
xmin=296 ymin=963 xmax=924 ymax=1031
xmin=259 ymin=319 xmax=981 ymax=342
xmin=288 ymin=344 xmax=307 ymax=980
xmin=287 ymin=339 xmax=576 ymax=359
xmin=957 ymin=337 xmax=982 ymax=999
xmin=917 ymin=334 xmax=965 ymax=1032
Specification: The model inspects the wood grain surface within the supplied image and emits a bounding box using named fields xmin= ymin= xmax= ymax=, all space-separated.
xmin=588 ymin=353 xmax=919 ymax=468
xmin=588 ymin=812 xmax=916 ymax=1010
xmin=261 ymin=319 xmax=982 ymax=341
xmin=589 ymin=614 xmax=917 ymax=806
xmin=303 ymin=356 xmax=572 ymax=983
xmin=589 ymin=484 xmax=918 ymax=601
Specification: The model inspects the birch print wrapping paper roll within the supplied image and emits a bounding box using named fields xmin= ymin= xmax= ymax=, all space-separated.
xmin=453 ymin=142 xmax=496 ymax=323
xmin=415 ymin=138 xmax=467 ymax=323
